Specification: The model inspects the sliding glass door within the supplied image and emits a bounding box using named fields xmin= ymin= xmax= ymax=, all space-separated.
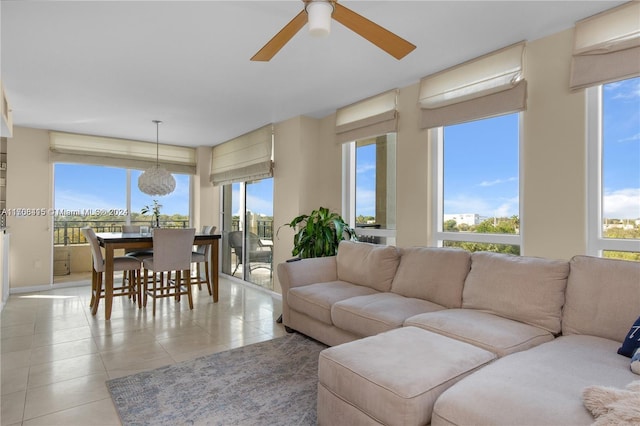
xmin=221 ymin=179 xmax=273 ymax=290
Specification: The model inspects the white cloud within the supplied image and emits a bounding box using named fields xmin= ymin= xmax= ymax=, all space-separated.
xmin=355 ymin=188 xmax=376 ymax=216
xmin=603 ymin=188 xmax=640 ymax=219
xmin=493 ymin=197 xmax=519 ymax=218
xmin=246 ymin=193 xmax=273 ymax=216
xmin=618 ymin=133 xmax=640 ymax=143
xmin=604 ymin=81 xmax=624 ymax=91
xmin=478 ymin=177 xmax=518 ymax=187
xmin=357 ymin=163 xmax=376 ymax=174
xmin=445 ymin=194 xmax=519 ymax=218
xmin=55 ymin=190 xmax=121 ymax=211
xmin=609 ymin=79 xmax=640 ymax=100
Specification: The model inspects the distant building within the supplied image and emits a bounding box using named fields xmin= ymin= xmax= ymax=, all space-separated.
xmin=444 ymin=213 xmax=481 ymax=227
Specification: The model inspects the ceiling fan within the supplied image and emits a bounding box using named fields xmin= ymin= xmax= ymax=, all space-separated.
xmin=251 ymin=0 xmax=416 ymax=61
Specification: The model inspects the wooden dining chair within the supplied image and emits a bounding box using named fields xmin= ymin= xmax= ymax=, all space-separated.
xmin=191 ymin=225 xmax=216 ymax=295
xmin=142 ymin=228 xmax=196 ymax=316
xmin=81 ymin=227 xmax=142 ymax=314
xmin=120 ymin=224 xmax=154 ymax=299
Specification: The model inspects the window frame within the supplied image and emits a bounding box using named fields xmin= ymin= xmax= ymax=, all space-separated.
xmin=430 ymin=113 xmax=523 ymax=250
xmin=342 ymin=135 xmax=397 ymax=245
xmin=586 ymin=85 xmax=640 ymax=256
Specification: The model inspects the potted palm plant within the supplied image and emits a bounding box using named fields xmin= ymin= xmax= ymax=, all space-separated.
xmin=283 ymin=207 xmax=357 ymax=258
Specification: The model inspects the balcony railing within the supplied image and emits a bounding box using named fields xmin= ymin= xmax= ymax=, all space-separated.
xmin=230 ymin=219 xmax=273 ymax=240
xmin=54 ymin=219 xmax=189 ymax=246
xmin=54 ymin=219 xmax=274 ymax=245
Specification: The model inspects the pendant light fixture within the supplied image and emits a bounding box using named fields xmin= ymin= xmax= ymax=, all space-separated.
xmin=138 ymin=120 xmax=176 ymax=196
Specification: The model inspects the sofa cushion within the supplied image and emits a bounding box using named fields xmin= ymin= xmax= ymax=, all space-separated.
xmin=431 ymin=335 xmax=638 ymax=426
xmin=390 ymin=247 xmax=470 ymax=308
xmin=336 ymin=241 xmax=400 ymax=292
xmin=462 ymin=252 xmax=569 ymax=334
xmin=405 ymin=309 xmax=555 ymax=357
xmin=563 ymin=255 xmax=640 ymax=342
xmin=287 ymin=281 xmax=379 ymax=325
xmin=331 ymin=293 xmax=445 ymax=337
xmin=318 ymin=327 xmax=496 ymax=426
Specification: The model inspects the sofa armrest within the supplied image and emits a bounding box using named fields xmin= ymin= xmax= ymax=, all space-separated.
xmin=277 ymin=256 xmax=338 ymax=327
xmin=277 ymin=256 xmax=338 ymax=293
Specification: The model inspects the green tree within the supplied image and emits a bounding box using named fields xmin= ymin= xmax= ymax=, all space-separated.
xmin=444 ymin=219 xmax=458 ymax=232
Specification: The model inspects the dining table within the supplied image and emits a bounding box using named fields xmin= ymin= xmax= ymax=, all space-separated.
xmin=95 ymin=231 xmax=221 ymax=320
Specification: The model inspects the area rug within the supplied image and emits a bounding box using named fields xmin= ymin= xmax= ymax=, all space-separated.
xmin=106 ymin=333 xmax=327 ymax=426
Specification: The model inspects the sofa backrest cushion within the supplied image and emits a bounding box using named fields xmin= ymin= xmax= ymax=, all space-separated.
xmin=562 ymin=255 xmax=640 ymax=342
xmin=391 ymin=247 xmax=471 ymax=308
xmin=336 ymin=241 xmax=400 ymax=292
xmin=462 ymin=252 xmax=569 ymax=334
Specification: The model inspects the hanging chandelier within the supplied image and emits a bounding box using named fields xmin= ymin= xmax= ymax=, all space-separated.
xmin=138 ymin=120 xmax=176 ymax=196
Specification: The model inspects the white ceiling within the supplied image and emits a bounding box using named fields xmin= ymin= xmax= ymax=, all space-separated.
xmin=1 ymin=1 xmax=624 ymax=147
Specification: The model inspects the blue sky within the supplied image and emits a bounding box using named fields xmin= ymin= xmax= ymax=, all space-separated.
xmin=54 ymin=165 xmax=190 ymax=216
xmin=602 ymin=77 xmax=640 ymax=220
xmin=55 ymin=77 xmax=639 ymax=221
xmin=355 ymin=143 xmax=376 ymax=217
xmin=443 ymin=113 xmax=519 ymax=218
xmin=353 ymin=114 xmax=520 ymax=219
xmin=232 ymin=180 xmax=274 ymax=217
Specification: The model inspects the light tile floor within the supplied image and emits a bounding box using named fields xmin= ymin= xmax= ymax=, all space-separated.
xmin=1 ymin=276 xmax=285 ymax=426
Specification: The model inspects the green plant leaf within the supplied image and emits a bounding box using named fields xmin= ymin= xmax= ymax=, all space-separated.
xmin=285 ymin=206 xmax=355 ymax=258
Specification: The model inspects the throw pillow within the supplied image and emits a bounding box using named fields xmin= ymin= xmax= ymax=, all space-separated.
xmin=618 ymin=316 xmax=640 ymax=358
xmin=632 ymin=348 xmax=640 ymax=375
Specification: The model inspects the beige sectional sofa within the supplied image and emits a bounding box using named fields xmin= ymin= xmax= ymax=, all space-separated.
xmin=276 ymin=241 xmax=640 ymax=425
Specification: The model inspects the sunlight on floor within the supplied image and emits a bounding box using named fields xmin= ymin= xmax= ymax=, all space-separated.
xmin=0 ymin=276 xmax=285 ymax=425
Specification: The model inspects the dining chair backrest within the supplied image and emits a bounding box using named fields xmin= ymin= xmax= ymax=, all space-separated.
xmin=81 ymin=226 xmax=104 ymax=273
xmin=152 ymin=228 xmax=196 ymax=272
xmin=122 ymin=225 xmax=141 ymax=233
xmin=195 ymin=225 xmax=217 ymax=256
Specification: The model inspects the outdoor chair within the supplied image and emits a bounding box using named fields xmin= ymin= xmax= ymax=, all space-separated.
xmin=228 ymin=230 xmax=272 ymax=278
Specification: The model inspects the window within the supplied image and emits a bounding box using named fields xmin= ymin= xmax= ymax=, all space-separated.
xmin=587 ymin=76 xmax=640 ymax=260
xmin=53 ymin=164 xmax=191 ymax=245
xmin=433 ymin=113 xmax=521 ymax=254
xmin=343 ymin=133 xmax=396 ymax=245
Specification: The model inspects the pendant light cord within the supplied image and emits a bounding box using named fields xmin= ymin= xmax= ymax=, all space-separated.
xmin=153 ymin=120 xmax=162 ymax=167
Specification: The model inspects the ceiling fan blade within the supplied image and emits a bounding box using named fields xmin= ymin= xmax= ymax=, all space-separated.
xmin=332 ymin=3 xmax=416 ymax=60
xmin=251 ymin=10 xmax=307 ymax=61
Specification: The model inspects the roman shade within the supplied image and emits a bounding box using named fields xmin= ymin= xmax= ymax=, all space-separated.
xmin=570 ymin=2 xmax=640 ymax=91
xmin=210 ymin=124 xmax=273 ymax=187
xmin=49 ymin=131 xmax=196 ymax=174
xmin=335 ymin=89 xmax=398 ymax=144
xmin=419 ymin=42 xmax=526 ymax=129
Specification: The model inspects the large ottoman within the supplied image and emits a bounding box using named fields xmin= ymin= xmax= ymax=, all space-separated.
xmin=317 ymin=326 xmax=497 ymax=425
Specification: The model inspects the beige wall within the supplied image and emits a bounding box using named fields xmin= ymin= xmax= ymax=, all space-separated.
xmin=194 ymin=145 xmax=217 ymax=231
xmin=7 ymin=127 xmax=53 ymax=288
xmin=395 ymin=82 xmax=431 ymax=247
xmin=521 ymin=29 xmax=587 ymax=258
xmin=271 ymin=117 xmax=303 ymax=294
xmin=6 ymin=27 xmax=591 ymax=294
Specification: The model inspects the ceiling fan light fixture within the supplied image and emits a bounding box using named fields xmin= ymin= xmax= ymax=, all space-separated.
xmin=306 ymin=1 xmax=333 ymax=38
